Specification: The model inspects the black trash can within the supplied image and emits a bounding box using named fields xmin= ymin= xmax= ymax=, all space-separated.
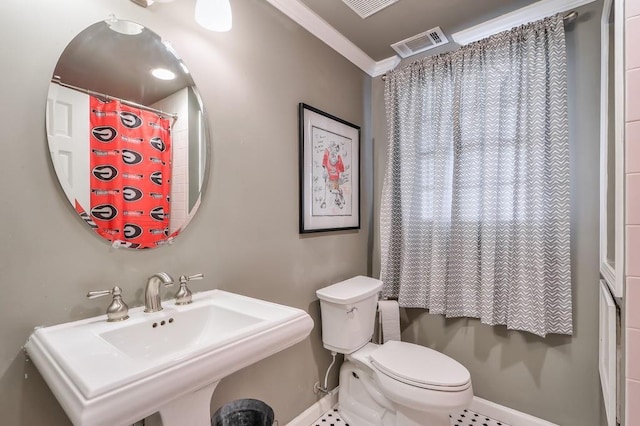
xmin=212 ymin=399 xmax=274 ymax=426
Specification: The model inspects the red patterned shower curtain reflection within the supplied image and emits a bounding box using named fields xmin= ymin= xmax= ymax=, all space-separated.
xmin=87 ymin=96 xmax=172 ymax=249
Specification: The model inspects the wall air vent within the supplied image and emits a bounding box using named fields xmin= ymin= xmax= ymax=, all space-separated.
xmin=341 ymin=0 xmax=399 ymax=19
xmin=391 ymin=27 xmax=449 ymax=58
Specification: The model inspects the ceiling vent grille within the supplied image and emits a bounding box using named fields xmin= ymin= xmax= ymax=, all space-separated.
xmin=341 ymin=0 xmax=399 ymax=19
xmin=391 ymin=27 xmax=449 ymax=58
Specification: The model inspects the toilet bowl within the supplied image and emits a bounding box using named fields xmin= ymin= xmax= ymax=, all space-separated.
xmin=316 ymin=276 xmax=473 ymax=426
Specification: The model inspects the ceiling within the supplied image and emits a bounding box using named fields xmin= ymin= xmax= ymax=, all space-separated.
xmin=55 ymin=21 xmax=193 ymax=106
xmin=299 ymin=0 xmax=541 ymax=61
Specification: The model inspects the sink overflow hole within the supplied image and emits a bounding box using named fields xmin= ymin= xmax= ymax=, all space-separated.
xmin=152 ymin=322 xmax=158 ymax=328
xmin=160 ymin=320 xmax=166 ymax=326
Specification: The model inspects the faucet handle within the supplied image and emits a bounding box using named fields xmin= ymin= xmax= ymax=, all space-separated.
xmin=86 ymin=289 xmax=113 ymax=299
xmin=86 ymin=286 xmax=130 ymax=322
xmin=186 ymin=273 xmax=204 ymax=281
xmin=175 ymin=273 xmax=205 ymax=305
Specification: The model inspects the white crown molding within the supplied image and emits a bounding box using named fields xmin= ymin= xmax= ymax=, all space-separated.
xmin=451 ymin=0 xmax=597 ymax=45
xmin=265 ymin=0 xmax=596 ymax=77
xmin=264 ymin=0 xmax=379 ymax=76
xmin=371 ymin=55 xmax=401 ymax=77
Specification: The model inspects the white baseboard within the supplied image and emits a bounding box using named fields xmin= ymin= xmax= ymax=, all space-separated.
xmin=287 ymin=390 xmax=557 ymax=426
xmin=286 ymin=387 xmax=339 ymax=426
xmin=469 ymin=396 xmax=558 ymax=426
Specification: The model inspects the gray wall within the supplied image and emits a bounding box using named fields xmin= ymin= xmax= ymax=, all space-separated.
xmin=0 ymin=0 xmax=608 ymax=424
xmin=372 ymin=1 xmax=605 ymax=425
xmin=0 ymin=0 xmax=371 ymax=424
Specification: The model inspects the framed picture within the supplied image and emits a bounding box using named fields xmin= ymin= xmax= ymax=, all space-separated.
xmin=299 ymin=103 xmax=360 ymax=233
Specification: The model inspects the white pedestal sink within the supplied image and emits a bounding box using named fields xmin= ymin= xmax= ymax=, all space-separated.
xmin=24 ymin=290 xmax=313 ymax=426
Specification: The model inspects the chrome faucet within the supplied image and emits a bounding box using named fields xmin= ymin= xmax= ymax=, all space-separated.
xmin=144 ymin=272 xmax=175 ymax=313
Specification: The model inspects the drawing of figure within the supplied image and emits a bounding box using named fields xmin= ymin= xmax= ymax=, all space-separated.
xmin=321 ymin=142 xmax=345 ymax=209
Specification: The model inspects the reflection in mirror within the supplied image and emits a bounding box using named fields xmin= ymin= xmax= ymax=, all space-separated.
xmin=46 ymin=17 xmax=209 ymax=249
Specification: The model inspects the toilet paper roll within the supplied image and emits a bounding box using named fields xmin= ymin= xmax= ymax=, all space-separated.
xmin=378 ymin=300 xmax=401 ymax=343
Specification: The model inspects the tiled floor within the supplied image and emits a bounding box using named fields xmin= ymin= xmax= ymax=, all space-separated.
xmin=450 ymin=409 xmax=509 ymax=426
xmin=312 ymin=408 xmax=344 ymax=425
xmin=311 ymin=407 xmax=510 ymax=426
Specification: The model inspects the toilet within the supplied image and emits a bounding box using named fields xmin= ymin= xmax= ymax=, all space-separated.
xmin=316 ymin=276 xmax=473 ymax=426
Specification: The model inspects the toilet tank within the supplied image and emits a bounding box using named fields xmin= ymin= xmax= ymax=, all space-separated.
xmin=316 ymin=276 xmax=383 ymax=354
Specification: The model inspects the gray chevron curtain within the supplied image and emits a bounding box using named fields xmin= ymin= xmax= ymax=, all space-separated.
xmin=380 ymin=15 xmax=571 ymax=337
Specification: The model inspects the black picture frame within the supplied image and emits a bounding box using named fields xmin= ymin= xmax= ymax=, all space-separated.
xmin=299 ymin=103 xmax=361 ymax=233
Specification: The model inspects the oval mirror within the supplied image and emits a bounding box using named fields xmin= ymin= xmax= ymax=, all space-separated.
xmin=46 ymin=17 xmax=209 ymax=249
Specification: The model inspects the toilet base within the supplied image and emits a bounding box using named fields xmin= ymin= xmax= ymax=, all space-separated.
xmin=338 ymin=361 xmax=453 ymax=426
xmin=396 ymin=408 xmax=450 ymax=426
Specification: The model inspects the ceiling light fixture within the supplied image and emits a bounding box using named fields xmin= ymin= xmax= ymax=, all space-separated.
xmin=194 ymin=0 xmax=233 ymax=32
xmin=151 ymin=68 xmax=177 ymax=80
xmin=129 ymin=0 xmax=232 ymax=32
xmin=106 ymin=15 xmax=144 ymax=35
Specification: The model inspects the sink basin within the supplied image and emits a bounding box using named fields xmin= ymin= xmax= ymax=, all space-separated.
xmin=100 ymin=305 xmax=262 ymax=361
xmin=25 ymin=289 xmax=313 ymax=426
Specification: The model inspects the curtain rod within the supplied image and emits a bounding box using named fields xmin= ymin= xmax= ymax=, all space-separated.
xmin=381 ymin=10 xmax=579 ymax=81
xmin=50 ymin=77 xmax=179 ymax=120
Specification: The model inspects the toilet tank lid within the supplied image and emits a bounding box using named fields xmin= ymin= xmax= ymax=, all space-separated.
xmin=316 ymin=276 xmax=383 ymax=304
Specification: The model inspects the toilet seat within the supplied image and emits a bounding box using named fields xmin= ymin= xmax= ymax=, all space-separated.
xmin=370 ymin=341 xmax=471 ymax=392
